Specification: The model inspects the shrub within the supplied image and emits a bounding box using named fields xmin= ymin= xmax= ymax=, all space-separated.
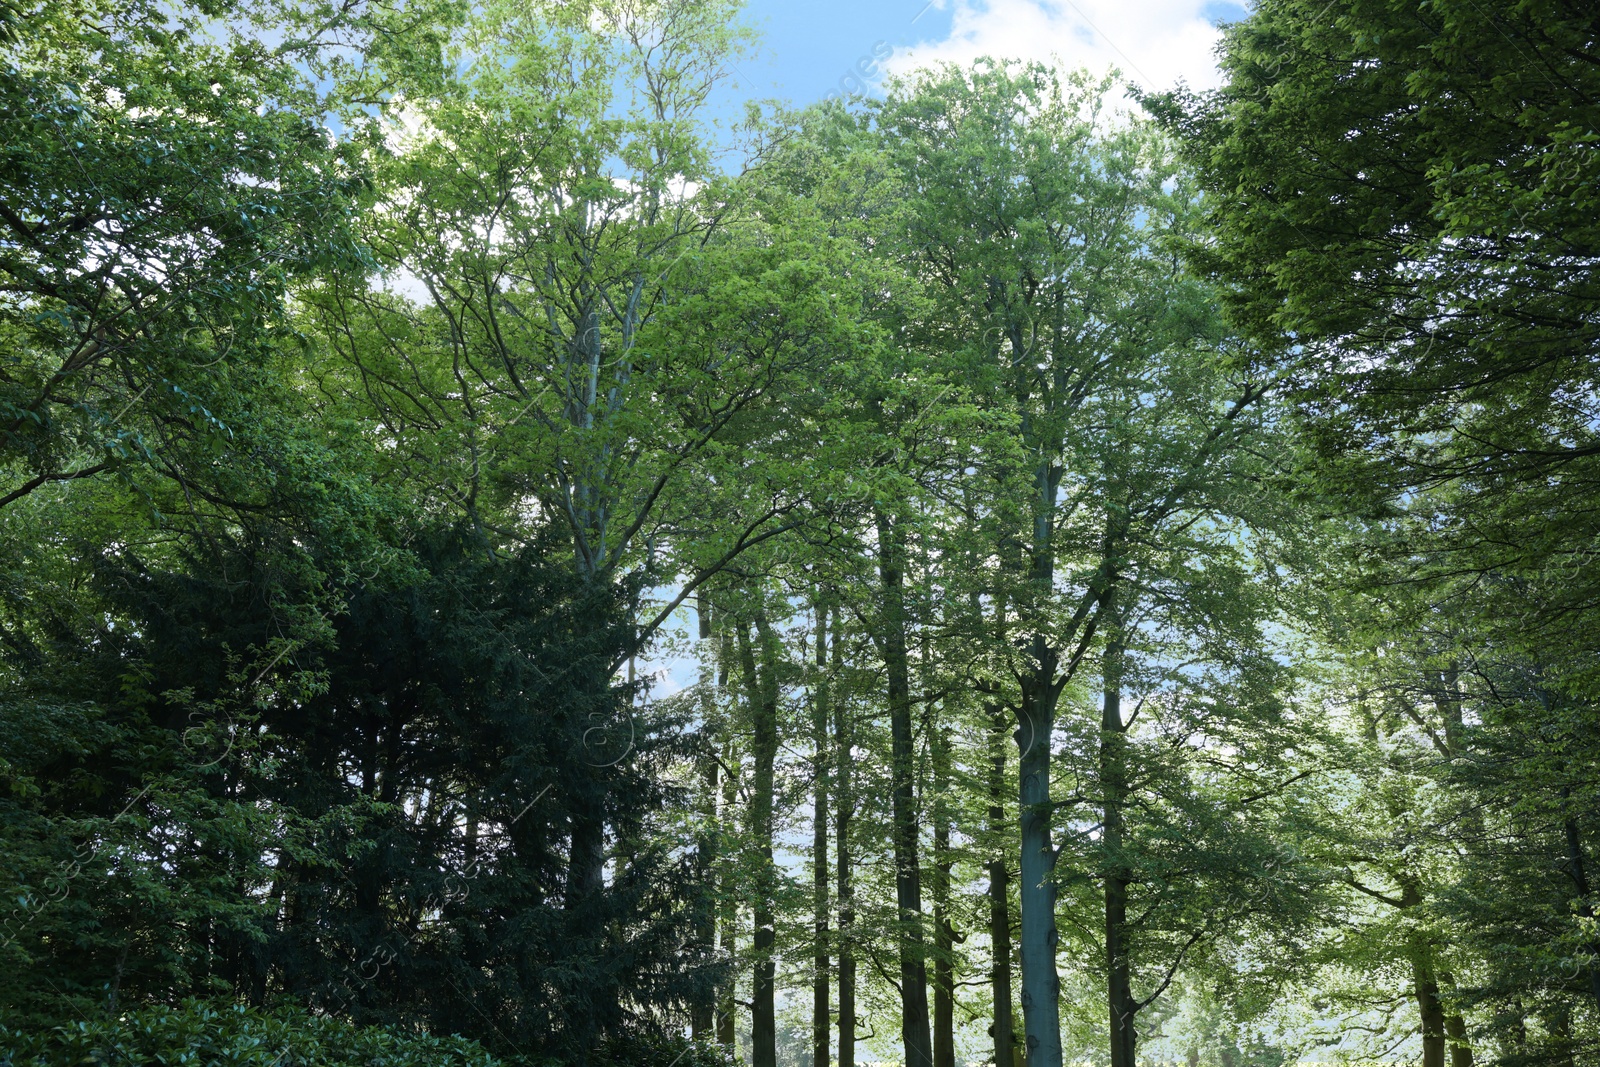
xmin=0 ymin=1000 xmax=508 ymax=1067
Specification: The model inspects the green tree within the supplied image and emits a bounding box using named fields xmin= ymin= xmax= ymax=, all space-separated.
xmin=872 ymin=60 xmax=1239 ymax=1067
xmin=1160 ymin=1 xmax=1600 ymax=1053
xmin=0 ymin=0 xmax=375 ymax=515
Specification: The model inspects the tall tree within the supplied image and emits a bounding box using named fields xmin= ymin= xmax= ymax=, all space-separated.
xmin=1161 ymin=1 xmax=1600 ymax=1052
xmin=834 ymin=610 xmax=859 ymax=1067
xmin=875 ymin=62 xmax=1226 ymax=1067
xmin=305 ymin=0 xmax=865 ymax=939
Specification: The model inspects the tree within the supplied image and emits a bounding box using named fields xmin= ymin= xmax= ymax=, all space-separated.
xmin=0 ymin=0 xmax=374 ymax=516
xmin=1154 ymin=0 xmax=1599 ymax=545
xmin=873 ymin=61 xmax=1235 ymax=1067
xmin=1159 ymin=2 xmax=1600 ymax=1054
xmin=303 ymin=0 xmax=871 ymax=951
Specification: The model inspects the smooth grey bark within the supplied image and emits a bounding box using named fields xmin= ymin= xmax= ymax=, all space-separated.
xmin=835 ymin=620 xmax=857 ymax=1067
xmin=874 ymin=507 xmax=935 ymax=1067
xmin=716 ymin=751 xmax=738 ymax=1047
xmin=1016 ymin=635 xmax=1064 ymax=1067
xmin=987 ymin=696 xmax=1020 ymax=1067
xmin=1010 ymin=439 xmax=1083 ymax=1067
xmin=1100 ymin=633 xmax=1137 ymax=1067
xmin=691 ymin=595 xmax=718 ymax=1039
xmin=716 ymin=629 xmax=738 ymax=1051
xmin=813 ymin=602 xmax=831 ymax=1067
xmin=1016 ymin=470 xmax=1074 ymax=1067
xmin=932 ymin=714 xmax=956 ymax=1067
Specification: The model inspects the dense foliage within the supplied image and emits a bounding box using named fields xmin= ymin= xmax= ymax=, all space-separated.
xmin=2 ymin=1 xmax=1595 ymax=1066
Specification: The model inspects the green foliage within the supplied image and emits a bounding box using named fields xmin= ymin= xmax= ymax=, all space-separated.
xmin=3 ymin=0 xmax=1596 ymax=1062
xmin=0 ymin=1000 xmax=503 ymax=1067
xmin=1156 ymin=4 xmax=1600 ymax=1059
xmin=0 ymin=0 xmax=373 ymax=511
xmin=0 ymin=518 xmax=710 ymax=1058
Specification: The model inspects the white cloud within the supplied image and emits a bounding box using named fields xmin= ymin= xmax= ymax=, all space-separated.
xmin=886 ymin=0 xmax=1228 ymax=95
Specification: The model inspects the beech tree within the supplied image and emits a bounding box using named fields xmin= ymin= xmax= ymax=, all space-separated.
xmin=5 ymin=0 xmax=1598 ymax=1063
xmin=873 ymin=61 xmax=1230 ymax=1067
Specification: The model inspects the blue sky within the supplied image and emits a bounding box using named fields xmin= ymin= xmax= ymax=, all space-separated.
xmin=728 ymin=0 xmax=1253 ymax=108
xmin=733 ymin=0 xmax=956 ymax=102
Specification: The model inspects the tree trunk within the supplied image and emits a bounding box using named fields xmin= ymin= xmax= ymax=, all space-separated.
xmin=740 ymin=615 xmax=781 ymax=1067
xmin=1560 ymin=803 xmax=1600 ymax=1010
xmin=932 ymin=713 xmax=956 ymax=1067
xmin=987 ymin=696 xmax=1019 ymax=1067
xmin=716 ymin=627 xmax=738 ymax=1051
xmin=566 ymin=817 xmax=604 ymax=908
xmin=565 ymin=564 xmax=612 ymax=915
xmin=1436 ymin=971 xmax=1472 ymax=1067
xmin=1411 ymin=946 xmax=1448 ymax=1067
xmin=835 ymin=620 xmax=857 ymax=1067
xmin=1015 ymin=450 xmax=1069 ymax=1067
xmin=691 ymin=594 xmax=719 ymax=1039
xmin=1101 ymin=635 xmax=1137 ymax=1067
xmin=1442 ymin=1001 xmax=1473 ymax=1067
xmin=875 ymin=507 xmax=935 ymax=1067
xmin=813 ymin=601 xmax=831 ymax=1067
xmin=1016 ymin=634 xmax=1064 ymax=1067
xmin=717 ymin=745 xmax=738 ymax=1049
xmin=564 ymin=674 xmax=608 ymax=913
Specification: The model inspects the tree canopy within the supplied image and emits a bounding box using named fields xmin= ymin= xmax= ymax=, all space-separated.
xmin=3 ymin=3 xmax=1597 ymax=1067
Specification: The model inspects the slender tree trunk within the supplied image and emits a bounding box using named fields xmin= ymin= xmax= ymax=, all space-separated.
xmin=813 ymin=602 xmax=832 ymax=1067
xmin=716 ymin=787 xmax=738 ymax=1045
xmin=740 ymin=615 xmax=781 ymax=1067
xmin=986 ymin=696 xmax=1019 ymax=1067
xmin=1439 ymin=972 xmax=1473 ymax=1067
xmin=932 ymin=713 xmax=956 ymax=1067
xmin=835 ymin=623 xmax=856 ymax=1067
xmin=1434 ymin=662 xmax=1465 ymax=754
xmin=1101 ymin=634 xmax=1137 ymax=1067
xmin=717 ymin=634 xmax=738 ymax=1051
xmin=1015 ymin=454 xmax=1068 ymax=1067
xmin=691 ymin=594 xmax=719 ymax=1039
xmin=875 ymin=508 xmax=934 ymax=1067
xmin=1016 ymin=636 xmax=1064 ymax=1067
xmin=566 ymin=570 xmax=611 ymax=914
xmin=1433 ymin=667 xmax=1485 ymax=1061
xmin=565 ymin=687 xmax=607 ymax=911
xmin=715 ymin=917 xmax=738 ymax=1051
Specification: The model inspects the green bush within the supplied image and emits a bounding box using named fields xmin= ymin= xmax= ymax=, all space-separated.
xmin=597 ymin=1033 xmax=734 ymax=1067
xmin=0 ymin=1000 xmax=508 ymax=1067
